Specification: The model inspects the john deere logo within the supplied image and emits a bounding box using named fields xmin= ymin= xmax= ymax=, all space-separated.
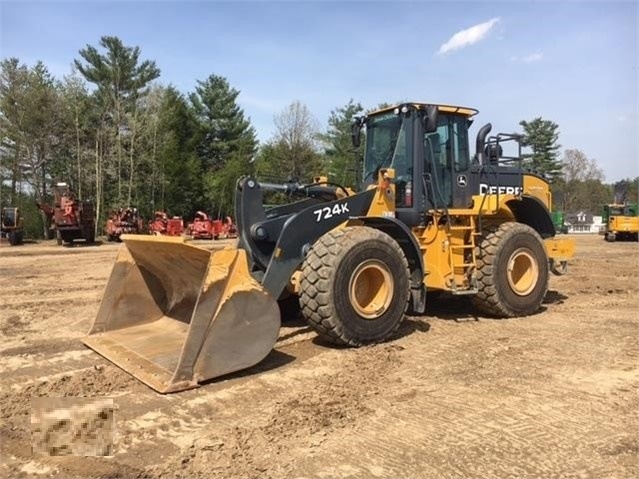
xmin=457 ymin=175 xmax=467 ymax=187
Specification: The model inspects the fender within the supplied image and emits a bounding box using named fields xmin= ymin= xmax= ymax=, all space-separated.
xmin=347 ymin=215 xmax=426 ymax=314
xmin=506 ymin=195 xmax=556 ymax=239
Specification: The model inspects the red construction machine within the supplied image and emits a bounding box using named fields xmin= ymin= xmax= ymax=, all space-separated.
xmin=148 ymin=211 xmax=184 ymax=237
xmin=106 ymin=208 xmax=144 ymax=242
xmin=187 ymin=211 xmax=215 ymax=240
xmin=219 ymin=216 xmax=238 ymax=239
xmin=38 ymin=183 xmax=95 ymax=245
xmin=187 ymin=213 xmax=238 ymax=240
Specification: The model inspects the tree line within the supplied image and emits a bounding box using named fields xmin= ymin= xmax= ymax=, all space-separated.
xmin=1 ymin=36 xmax=636 ymax=238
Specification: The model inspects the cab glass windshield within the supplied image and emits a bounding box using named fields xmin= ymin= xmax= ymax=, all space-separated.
xmin=363 ymin=112 xmax=409 ymax=183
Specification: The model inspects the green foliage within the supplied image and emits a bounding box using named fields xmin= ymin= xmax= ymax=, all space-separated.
xmin=519 ymin=117 xmax=562 ymax=182
xmin=6 ymin=41 xmax=637 ymax=236
xmin=74 ymin=36 xmax=160 ymax=107
xmin=189 ymin=74 xmax=257 ymax=213
xmin=568 ymin=179 xmax=611 ymax=214
xmin=0 ymin=58 xmax=64 ymax=237
xmin=318 ymin=99 xmax=363 ymax=188
xmin=74 ymin=35 xmax=160 ymax=206
xmin=154 ymin=87 xmax=203 ymax=217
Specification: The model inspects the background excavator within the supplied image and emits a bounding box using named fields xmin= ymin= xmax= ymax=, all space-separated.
xmin=601 ymin=183 xmax=639 ymax=242
xmin=83 ymin=103 xmax=575 ymax=393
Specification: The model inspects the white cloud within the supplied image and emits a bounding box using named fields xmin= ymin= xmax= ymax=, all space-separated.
xmin=523 ymin=52 xmax=544 ymax=63
xmin=511 ymin=52 xmax=544 ymax=63
xmin=438 ymin=18 xmax=500 ymax=55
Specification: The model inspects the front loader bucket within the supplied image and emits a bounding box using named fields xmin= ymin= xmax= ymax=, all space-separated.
xmin=83 ymin=235 xmax=280 ymax=393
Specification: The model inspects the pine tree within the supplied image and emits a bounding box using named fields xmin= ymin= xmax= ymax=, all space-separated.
xmin=318 ymin=99 xmax=364 ymax=188
xmin=189 ymin=74 xmax=257 ymax=214
xmin=519 ymin=117 xmax=562 ymax=182
xmin=156 ymin=87 xmax=203 ymax=217
xmin=74 ymin=36 xmax=160 ymax=204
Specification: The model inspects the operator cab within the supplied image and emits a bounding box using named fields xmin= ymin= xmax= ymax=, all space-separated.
xmin=356 ymin=103 xmax=478 ymax=226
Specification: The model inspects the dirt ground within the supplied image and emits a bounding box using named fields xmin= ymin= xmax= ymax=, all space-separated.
xmin=0 ymin=234 xmax=637 ymax=479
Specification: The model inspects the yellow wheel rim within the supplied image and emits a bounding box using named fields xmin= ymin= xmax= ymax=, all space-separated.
xmin=349 ymin=260 xmax=394 ymax=319
xmin=506 ymin=248 xmax=538 ymax=296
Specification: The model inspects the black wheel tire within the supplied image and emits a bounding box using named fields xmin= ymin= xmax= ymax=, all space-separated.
xmin=56 ymin=230 xmax=63 ymax=246
xmin=299 ymin=227 xmax=410 ymax=346
xmin=8 ymin=231 xmax=22 ymax=246
xmin=472 ymin=222 xmax=549 ymax=318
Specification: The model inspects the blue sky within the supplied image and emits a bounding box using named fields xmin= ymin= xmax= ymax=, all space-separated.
xmin=1 ymin=1 xmax=637 ymax=182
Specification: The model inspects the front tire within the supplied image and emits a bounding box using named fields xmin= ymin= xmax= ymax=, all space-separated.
xmin=8 ymin=231 xmax=23 ymax=245
xmin=472 ymin=222 xmax=549 ymax=317
xmin=299 ymin=227 xmax=410 ymax=346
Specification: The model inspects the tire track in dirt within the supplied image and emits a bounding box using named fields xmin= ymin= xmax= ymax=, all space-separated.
xmin=0 ymin=349 xmax=93 ymax=375
xmin=290 ymin=342 xmax=637 ymax=479
xmin=136 ymin=344 xmax=403 ymax=479
xmin=0 ymin=322 xmax=333 ymax=478
xmin=0 ymin=364 xmax=141 ymax=419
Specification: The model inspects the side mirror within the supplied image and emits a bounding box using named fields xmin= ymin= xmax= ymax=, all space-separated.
xmin=423 ymin=105 xmax=438 ymax=133
xmin=351 ymin=119 xmax=361 ymax=148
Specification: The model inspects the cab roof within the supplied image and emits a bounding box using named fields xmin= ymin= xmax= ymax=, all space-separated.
xmin=369 ymin=102 xmax=479 ymax=118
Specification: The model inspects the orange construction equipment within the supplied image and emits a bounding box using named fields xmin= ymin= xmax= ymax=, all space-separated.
xmin=220 ymin=216 xmax=238 ymax=239
xmin=148 ymin=211 xmax=184 ymax=237
xmin=187 ymin=211 xmax=215 ymax=240
xmin=188 ymin=213 xmax=238 ymax=240
xmin=106 ymin=208 xmax=144 ymax=242
xmin=38 ymin=183 xmax=95 ymax=245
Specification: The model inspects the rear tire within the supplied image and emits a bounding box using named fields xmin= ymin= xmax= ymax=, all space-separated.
xmin=86 ymin=229 xmax=95 ymax=244
xmin=472 ymin=222 xmax=549 ymax=317
xmin=300 ymin=227 xmax=410 ymax=346
xmin=56 ymin=230 xmax=63 ymax=246
xmin=8 ymin=231 xmax=23 ymax=246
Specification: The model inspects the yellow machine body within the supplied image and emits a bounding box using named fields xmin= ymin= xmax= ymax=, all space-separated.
xmin=84 ymin=102 xmax=577 ymax=393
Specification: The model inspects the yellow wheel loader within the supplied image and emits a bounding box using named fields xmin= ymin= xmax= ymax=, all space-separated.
xmin=84 ymin=103 xmax=575 ymax=393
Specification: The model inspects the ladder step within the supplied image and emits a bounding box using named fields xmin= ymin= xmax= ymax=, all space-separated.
xmin=451 ymin=288 xmax=479 ymax=296
xmin=450 ymin=244 xmax=475 ymax=250
xmin=452 ymin=263 xmax=475 ymax=267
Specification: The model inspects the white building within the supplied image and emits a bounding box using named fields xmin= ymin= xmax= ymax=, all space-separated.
xmin=565 ymin=212 xmax=604 ymax=234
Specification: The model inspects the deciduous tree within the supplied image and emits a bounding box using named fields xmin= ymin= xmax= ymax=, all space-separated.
xmin=559 ymin=148 xmax=606 ymax=212
xmin=257 ymin=101 xmax=323 ymax=182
